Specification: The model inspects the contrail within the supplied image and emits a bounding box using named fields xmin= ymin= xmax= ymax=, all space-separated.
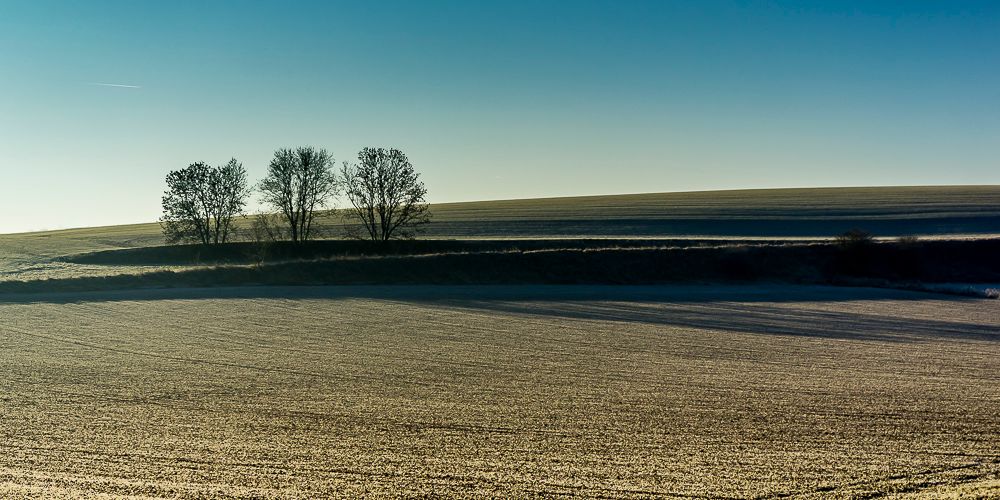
xmin=87 ymin=82 xmax=141 ymax=89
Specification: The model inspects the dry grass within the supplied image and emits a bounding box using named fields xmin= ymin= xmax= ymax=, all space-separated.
xmin=2 ymin=285 xmax=998 ymax=498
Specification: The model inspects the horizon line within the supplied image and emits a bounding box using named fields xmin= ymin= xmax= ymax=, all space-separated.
xmin=2 ymin=183 xmax=998 ymax=236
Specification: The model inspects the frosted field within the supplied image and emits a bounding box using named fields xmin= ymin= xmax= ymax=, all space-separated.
xmin=1 ymin=285 xmax=998 ymax=498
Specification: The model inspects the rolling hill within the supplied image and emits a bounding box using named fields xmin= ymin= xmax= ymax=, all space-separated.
xmin=1 ymin=185 xmax=998 ymax=282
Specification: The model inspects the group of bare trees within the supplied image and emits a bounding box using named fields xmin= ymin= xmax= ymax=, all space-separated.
xmin=160 ymin=147 xmax=429 ymax=245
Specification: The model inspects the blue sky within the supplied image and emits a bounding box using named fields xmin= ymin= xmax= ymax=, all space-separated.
xmin=0 ymin=0 xmax=997 ymax=233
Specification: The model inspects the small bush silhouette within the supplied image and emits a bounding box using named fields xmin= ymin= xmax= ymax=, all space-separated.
xmin=832 ymin=229 xmax=876 ymax=276
xmin=835 ymin=229 xmax=874 ymax=249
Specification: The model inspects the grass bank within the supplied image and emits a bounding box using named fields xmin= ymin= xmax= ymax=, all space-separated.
xmin=63 ymin=238 xmax=804 ymax=266
xmin=6 ymin=239 xmax=999 ymax=296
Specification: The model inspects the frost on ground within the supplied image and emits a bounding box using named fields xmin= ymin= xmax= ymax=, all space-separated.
xmin=1 ymin=285 xmax=998 ymax=498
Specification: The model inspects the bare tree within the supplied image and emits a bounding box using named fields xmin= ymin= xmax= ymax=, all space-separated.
xmin=161 ymin=159 xmax=249 ymax=245
xmin=209 ymin=159 xmax=250 ymax=244
xmin=341 ymin=147 xmax=430 ymax=241
xmin=258 ymin=147 xmax=338 ymax=243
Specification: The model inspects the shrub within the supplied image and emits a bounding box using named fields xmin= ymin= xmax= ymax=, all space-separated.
xmin=835 ymin=228 xmax=874 ymax=249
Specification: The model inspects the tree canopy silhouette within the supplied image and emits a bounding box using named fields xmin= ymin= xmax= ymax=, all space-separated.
xmin=258 ymin=146 xmax=338 ymax=243
xmin=160 ymin=159 xmax=249 ymax=245
xmin=341 ymin=147 xmax=430 ymax=241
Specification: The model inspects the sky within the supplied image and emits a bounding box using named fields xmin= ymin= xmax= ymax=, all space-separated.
xmin=0 ymin=0 xmax=998 ymax=233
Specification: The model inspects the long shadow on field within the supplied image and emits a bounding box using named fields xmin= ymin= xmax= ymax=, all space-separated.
xmin=0 ymin=283 xmax=964 ymax=305
xmin=0 ymin=285 xmax=994 ymax=344
xmin=438 ymin=298 xmax=1000 ymax=343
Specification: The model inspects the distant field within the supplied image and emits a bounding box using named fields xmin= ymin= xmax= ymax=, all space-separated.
xmin=424 ymin=185 xmax=1000 ymax=238
xmin=2 ymin=285 xmax=998 ymax=497
xmin=2 ymin=186 xmax=998 ymax=282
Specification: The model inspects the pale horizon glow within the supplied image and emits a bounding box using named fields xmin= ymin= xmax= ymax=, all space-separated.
xmin=1 ymin=1 xmax=998 ymax=233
